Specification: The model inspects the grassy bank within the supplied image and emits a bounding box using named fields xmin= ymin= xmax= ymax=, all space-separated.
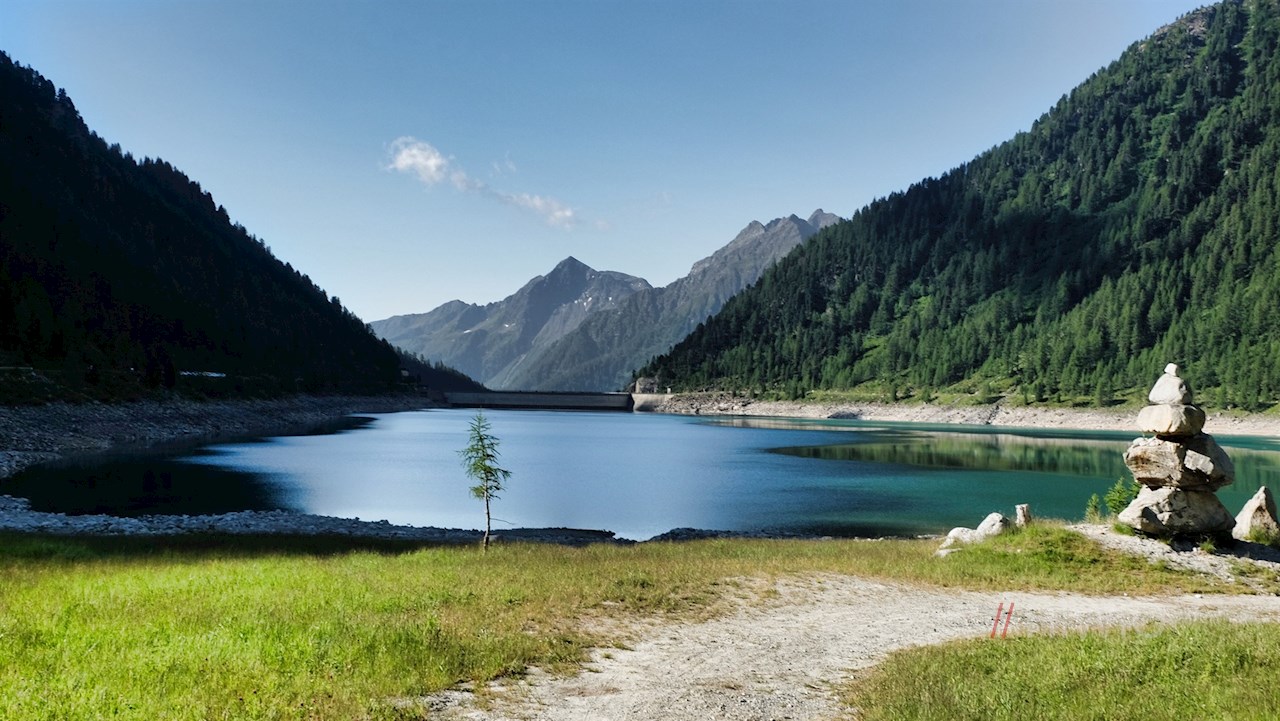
xmin=0 ymin=527 xmax=1246 ymax=720
xmin=846 ymin=620 xmax=1280 ymax=720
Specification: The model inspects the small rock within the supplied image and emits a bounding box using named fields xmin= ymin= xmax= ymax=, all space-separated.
xmin=1015 ymin=503 xmax=1033 ymax=528
xmin=1232 ymin=486 xmax=1280 ymax=541
xmin=937 ymin=512 xmax=1011 ymax=554
xmin=1148 ymin=364 xmax=1194 ymax=405
xmin=975 ymin=512 xmax=1012 ymax=537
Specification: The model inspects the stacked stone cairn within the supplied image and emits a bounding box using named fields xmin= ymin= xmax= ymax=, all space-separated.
xmin=1117 ymin=364 xmax=1236 ymax=536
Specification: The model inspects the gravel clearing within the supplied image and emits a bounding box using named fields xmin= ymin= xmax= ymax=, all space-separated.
xmin=423 ymin=568 xmax=1280 ymax=721
xmin=1068 ymin=522 xmax=1280 ymax=589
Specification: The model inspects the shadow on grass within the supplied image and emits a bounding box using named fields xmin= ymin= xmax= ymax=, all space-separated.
xmin=0 ymin=531 xmax=465 ymax=563
xmin=1212 ymin=537 xmax=1280 ymax=563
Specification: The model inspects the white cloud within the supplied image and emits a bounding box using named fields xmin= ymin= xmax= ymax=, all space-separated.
xmin=490 ymin=154 xmax=518 ymax=178
xmin=495 ymin=191 xmax=576 ymax=228
xmin=387 ymin=135 xmax=582 ymax=229
xmin=450 ymin=169 xmax=482 ymax=192
xmin=386 ymin=137 xmax=450 ymax=185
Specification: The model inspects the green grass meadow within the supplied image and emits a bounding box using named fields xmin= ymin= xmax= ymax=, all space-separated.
xmin=0 ymin=526 xmax=1267 ymax=720
xmin=846 ymin=620 xmax=1280 ymax=721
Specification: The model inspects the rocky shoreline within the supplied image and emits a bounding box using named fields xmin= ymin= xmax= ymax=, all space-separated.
xmin=0 ymin=394 xmax=436 ymax=480
xmin=0 ymin=494 xmax=635 ymax=546
xmin=0 ymin=492 xmax=836 ymax=545
xmin=651 ymin=393 xmax=1280 ymax=438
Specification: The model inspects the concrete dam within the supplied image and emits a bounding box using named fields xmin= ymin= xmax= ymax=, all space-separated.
xmin=442 ymin=392 xmax=673 ymax=412
xmin=444 ymin=391 xmax=634 ymax=411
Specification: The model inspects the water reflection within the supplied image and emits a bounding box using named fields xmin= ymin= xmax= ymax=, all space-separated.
xmin=2 ymin=415 xmax=376 ymax=516
xmin=772 ymin=432 xmax=1130 ymax=479
xmin=765 ymin=424 xmax=1278 ymax=513
xmin=2 ymin=454 xmax=294 ymax=516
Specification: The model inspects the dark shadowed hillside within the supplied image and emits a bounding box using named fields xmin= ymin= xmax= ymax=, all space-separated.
xmin=642 ymin=1 xmax=1280 ymax=410
xmin=0 ymin=51 xmax=483 ymax=401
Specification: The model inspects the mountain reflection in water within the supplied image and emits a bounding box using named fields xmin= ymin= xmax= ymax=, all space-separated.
xmin=762 ymin=424 xmax=1278 ymax=506
xmin=773 ymin=432 xmax=1131 ymax=478
xmin=3 ymin=416 xmax=376 ymax=517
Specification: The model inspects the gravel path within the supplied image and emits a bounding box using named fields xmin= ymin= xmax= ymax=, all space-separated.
xmin=424 ymin=572 xmax=1280 ymax=721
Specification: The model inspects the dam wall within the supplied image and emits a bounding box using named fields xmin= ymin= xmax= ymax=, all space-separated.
xmin=631 ymin=393 xmax=674 ymax=412
xmin=443 ymin=391 xmax=635 ymax=412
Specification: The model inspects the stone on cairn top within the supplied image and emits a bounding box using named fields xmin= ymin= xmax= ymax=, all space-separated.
xmin=1138 ymin=362 xmax=1204 ymax=437
xmin=1148 ymin=363 xmax=1194 ymax=405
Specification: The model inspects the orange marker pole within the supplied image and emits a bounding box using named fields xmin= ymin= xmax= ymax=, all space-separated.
xmin=1001 ymin=602 xmax=1015 ymax=638
xmin=990 ymin=602 xmax=1004 ymax=638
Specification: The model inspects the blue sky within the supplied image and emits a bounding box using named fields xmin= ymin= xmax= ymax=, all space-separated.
xmin=3 ymin=0 xmax=1207 ymax=321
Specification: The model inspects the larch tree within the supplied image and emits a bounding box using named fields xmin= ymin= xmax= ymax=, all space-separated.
xmin=459 ymin=412 xmax=511 ymax=550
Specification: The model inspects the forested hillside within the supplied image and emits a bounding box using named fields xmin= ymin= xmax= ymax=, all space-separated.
xmin=0 ymin=52 xmax=482 ymax=401
xmin=642 ymin=0 xmax=1280 ymax=410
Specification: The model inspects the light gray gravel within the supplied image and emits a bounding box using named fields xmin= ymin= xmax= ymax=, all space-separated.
xmin=416 ymin=573 xmax=1280 ymax=721
xmin=1068 ymin=522 xmax=1280 ymax=589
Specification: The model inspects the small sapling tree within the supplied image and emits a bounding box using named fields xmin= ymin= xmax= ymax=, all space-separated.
xmin=1104 ymin=477 xmax=1140 ymax=517
xmin=459 ymin=412 xmax=511 ymax=550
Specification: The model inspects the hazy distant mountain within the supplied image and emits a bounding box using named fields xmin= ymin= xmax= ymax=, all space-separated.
xmin=370 ymin=257 xmax=651 ymax=388
xmin=499 ymin=210 xmax=841 ymax=391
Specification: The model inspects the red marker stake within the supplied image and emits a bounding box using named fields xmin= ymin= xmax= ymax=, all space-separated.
xmin=1001 ymin=602 xmax=1015 ymax=638
xmin=990 ymin=602 xmax=1004 ymax=638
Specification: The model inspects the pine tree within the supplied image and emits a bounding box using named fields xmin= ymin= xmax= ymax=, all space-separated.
xmin=459 ymin=412 xmax=511 ymax=551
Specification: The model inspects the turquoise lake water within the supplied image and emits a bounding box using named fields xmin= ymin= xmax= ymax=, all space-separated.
xmin=7 ymin=409 xmax=1279 ymax=540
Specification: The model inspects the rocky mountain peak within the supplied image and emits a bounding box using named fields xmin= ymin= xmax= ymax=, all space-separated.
xmin=807 ymin=208 xmax=841 ymax=230
xmin=375 ymin=209 xmax=840 ymax=392
xmin=551 ymin=256 xmax=590 ymax=273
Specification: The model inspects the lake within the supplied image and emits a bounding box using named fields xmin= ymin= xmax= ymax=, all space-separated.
xmin=6 ymin=408 xmax=1279 ymax=540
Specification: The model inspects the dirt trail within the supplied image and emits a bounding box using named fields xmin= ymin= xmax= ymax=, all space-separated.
xmin=424 ymin=573 xmax=1280 ymax=721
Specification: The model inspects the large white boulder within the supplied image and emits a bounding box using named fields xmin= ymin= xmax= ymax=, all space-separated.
xmin=1117 ymin=486 xmax=1235 ymax=536
xmin=1123 ymin=433 xmax=1235 ymax=491
xmin=1232 ymin=486 xmax=1280 ymax=542
xmin=1135 ymin=404 xmax=1205 ymax=438
xmin=936 ymin=512 xmax=1012 ymax=556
